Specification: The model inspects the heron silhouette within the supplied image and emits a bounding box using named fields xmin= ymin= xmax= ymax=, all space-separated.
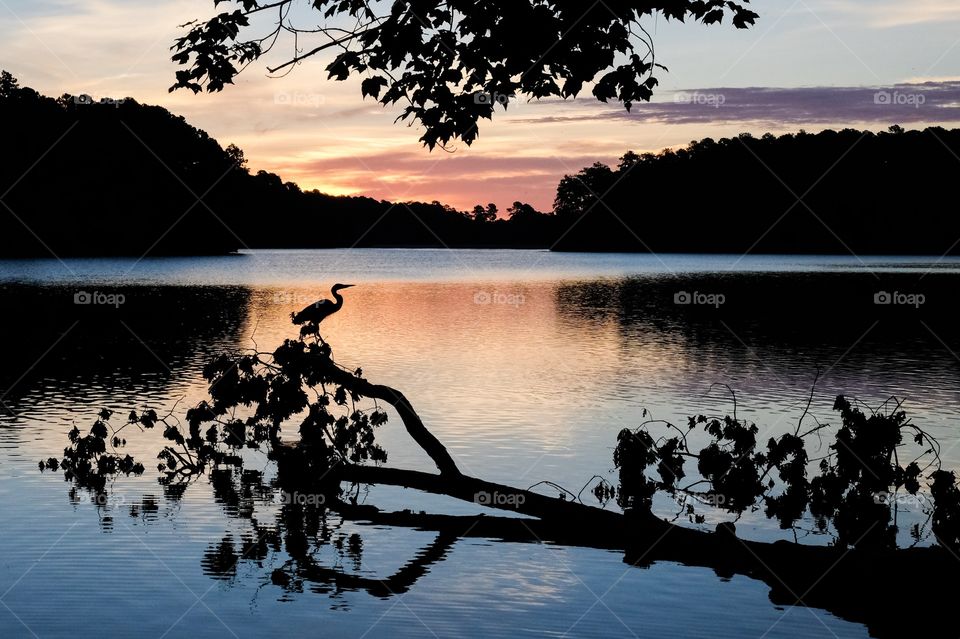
xmin=292 ymin=284 xmax=354 ymax=338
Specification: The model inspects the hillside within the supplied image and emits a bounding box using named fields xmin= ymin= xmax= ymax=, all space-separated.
xmin=5 ymin=71 xmax=960 ymax=257
xmin=0 ymin=73 xmax=553 ymax=257
xmin=552 ymin=126 xmax=960 ymax=254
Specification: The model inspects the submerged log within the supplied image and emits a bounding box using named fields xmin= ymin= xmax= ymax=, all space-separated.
xmin=329 ymin=497 xmax=958 ymax=639
xmin=310 ymin=374 xmax=956 ymax=638
xmin=338 ymin=464 xmax=623 ymax=526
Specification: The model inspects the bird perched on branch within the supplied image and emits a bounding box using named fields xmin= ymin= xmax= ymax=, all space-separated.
xmin=292 ymin=284 xmax=354 ymax=335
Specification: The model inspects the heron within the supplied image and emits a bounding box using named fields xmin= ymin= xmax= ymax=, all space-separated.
xmin=292 ymin=283 xmax=354 ymax=330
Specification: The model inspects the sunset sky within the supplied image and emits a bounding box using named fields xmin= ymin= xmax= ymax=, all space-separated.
xmin=3 ymin=0 xmax=960 ymax=212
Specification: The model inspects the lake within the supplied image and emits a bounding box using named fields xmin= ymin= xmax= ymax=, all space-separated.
xmin=3 ymin=249 xmax=960 ymax=638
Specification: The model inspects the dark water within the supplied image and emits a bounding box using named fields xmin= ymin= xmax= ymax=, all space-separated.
xmin=3 ymin=249 xmax=960 ymax=638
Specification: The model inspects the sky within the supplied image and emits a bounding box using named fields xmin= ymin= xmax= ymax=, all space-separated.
xmin=2 ymin=0 xmax=960 ymax=212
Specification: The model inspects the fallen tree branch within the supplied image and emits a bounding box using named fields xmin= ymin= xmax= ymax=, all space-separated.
xmin=322 ymin=364 xmax=462 ymax=477
xmin=337 ymin=464 xmax=622 ymax=526
xmin=328 ymin=498 xmax=960 ymax=639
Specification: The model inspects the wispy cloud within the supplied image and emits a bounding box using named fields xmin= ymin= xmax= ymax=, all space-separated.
xmin=823 ymin=0 xmax=960 ymax=29
xmin=4 ymin=0 xmax=960 ymax=211
xmin=281 ymin=152 xmax=610 ymax=210
xmin=519 ymin=82 xmax=960 ymax=128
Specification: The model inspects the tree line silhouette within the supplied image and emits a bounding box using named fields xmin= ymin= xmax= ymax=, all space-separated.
xmin=551 ymin=126 xmax=960 ymax=254
xmin=5 ymin=72 xmax=960 ymax=256
xmin=0 ymin=72 xmax=552 ymax=257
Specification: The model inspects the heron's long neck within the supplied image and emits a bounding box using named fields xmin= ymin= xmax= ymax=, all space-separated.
xmin=331 ymin=289 xmax=344 ymax=308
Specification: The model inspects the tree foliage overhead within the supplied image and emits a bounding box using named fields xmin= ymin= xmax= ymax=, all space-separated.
xmin=169 ymin=0 xmax=758 ymax=148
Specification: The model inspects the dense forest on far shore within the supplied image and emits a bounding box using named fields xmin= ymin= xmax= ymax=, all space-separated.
xmin=3 ymin=71 xmax=959 ymax=257
xmin=552 ymin=125 xmax=960 ymax=253
xmin=0 ymin=72 xmax=554 ymax=257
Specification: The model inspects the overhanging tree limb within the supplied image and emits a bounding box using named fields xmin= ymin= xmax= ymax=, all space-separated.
xmin=169 ymin=0 xmax=759 ymax=148
xmin=323 ymin=365 xmax=463 ymax=477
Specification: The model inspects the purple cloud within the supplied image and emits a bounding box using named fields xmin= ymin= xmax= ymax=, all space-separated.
xmin=528 ymin=82 xmax=960 ymax=127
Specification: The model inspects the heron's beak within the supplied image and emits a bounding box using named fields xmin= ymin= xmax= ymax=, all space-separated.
xmin=341 ymin=284 xmax=355 ymax=288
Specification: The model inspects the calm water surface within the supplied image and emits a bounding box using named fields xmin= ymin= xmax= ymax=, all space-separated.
xmin=4 ymin=249 xmax=960 ymax=638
